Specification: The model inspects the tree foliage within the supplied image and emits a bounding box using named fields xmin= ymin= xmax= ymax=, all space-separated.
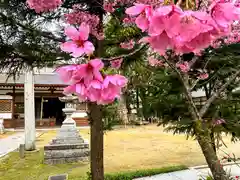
xmin=0 ymin=1 xmax=72 ymax=76
xmin=137 ymin=44 xmax=240 ymax=142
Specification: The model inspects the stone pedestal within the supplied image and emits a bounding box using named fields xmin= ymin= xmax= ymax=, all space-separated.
xmin=44 ymin=95 xmax=89 ymax=164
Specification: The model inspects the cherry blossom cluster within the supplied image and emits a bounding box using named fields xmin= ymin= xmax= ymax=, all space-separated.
xmin=110 ymin=59 xmax=123 ymax=69
xmin=26 ymin=0 xmax=240 ymax=105
xmin=56 ymin=59 xmax=128 ymax=104
xmin=26 ymin=0 xmax=62 ymax=13
xmin=60 ymin=23 xmax=95 ymax=57
xmin=64 ymin=8 xmax=104 ymax=40
xmin=58 ymin=21 xmax=127 ymax=104
xmin=148 ymin=57 xmax=164 ymax=66
xmin=125 ymin=1 xmax=240 ymax=55
xmin=120 ymin=40 xmax=135 ymax=49
xmin=213 ymin=118 xmax=226 ymax=125
xmin=212 ymin=22 xmax=240 ymax=47
xmin=103 ymin=0 xmax=163 ymax=13
xmin=122 ymin=16 xmax=136 ymax=24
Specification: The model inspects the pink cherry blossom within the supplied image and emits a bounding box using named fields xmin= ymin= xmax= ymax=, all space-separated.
xmin=214 ymin=118 xmax=226 ymax=125
xmin=110 ymin=59 xmax=123 ymax=69
xmin=198 ymin=73 xmax=209 ymax=80
xmin=126 ymin=3 xmax=153 ymax=31
xmin=123 ymin=17 xmax=136 ymax=24
xmin=120 ymin=40 xmax=135 ymax=49
xmin=148 ymin=5 xmax=183 ymax=36
xmin=145 ymin=32 xmax=173 ymax=55
xmin=87 ymin=80 xmax=103 ymax=102
xmin=99 ymin=75 xmax=128 ymax=104
xmin=64 ymin=9 xmax=103 ymax=40
xmin=60 ymin=23 xmax=95 ymax=57
xmin=56 ymin=65 xmax=78 ymax=83
xmin=123 ymin=17 xmax=131 ymax=24
xmin=57 ymin=59 xmax=128 ymax=105
xmin=173 ymin=11 xmax=213 ymax=41
xmin=209 ymin=0 xmax=240 ymax=30
xmin=148 ymin=57 xmax=164 ymax=66
xmin=63 ymin=82 xmax=88 ymax=101
xmin=103 ymin=74 xmax=128 ymax=88
xmin=73 ymin=59 xmax=104 ymax=85
xmin=26 ymin=0 xmax=62 ymax=13
xmin=57 ymin=59 xmax=104 ymax=85
xmin=176 ymin=62 xmax=190 ymax=73
xmin=104 ymin=2 xmax=115 ymax=13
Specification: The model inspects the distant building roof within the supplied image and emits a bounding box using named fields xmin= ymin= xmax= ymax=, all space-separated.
xmin=192 ymin=89 xmax=206 ymax=98
xmin=0 ymin=73 xmax=68 ymax=85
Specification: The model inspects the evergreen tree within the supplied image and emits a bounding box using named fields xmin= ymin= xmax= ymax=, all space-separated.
xmin=142 ymin=44 xmax=240 ymax=147
xmin=0 ymin=0 xmax=72 ymax=76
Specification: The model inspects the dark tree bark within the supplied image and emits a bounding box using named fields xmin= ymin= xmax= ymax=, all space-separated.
xmin=194 ymin=121 xmax=228 ymax=180
xmin=210 ymin=130 xmax=217 ymax=153
xmin=88 ymin=103 xmax=104 ymax=180
xmin=88 ymin=0 xmax=104 ymax=178
xmin=197 ymin=135 xmax=227 ymax=179
xmin=86 ymin=0 xmax=105 ymax=179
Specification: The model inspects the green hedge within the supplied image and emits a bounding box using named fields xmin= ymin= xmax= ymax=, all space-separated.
xmin=103 ymin=165 xmax=187 ymax=180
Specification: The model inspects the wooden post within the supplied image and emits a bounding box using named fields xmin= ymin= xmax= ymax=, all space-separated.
xmin=40 ymin=96 xmax=44 ymax=126
xmin=24 ymin=69 xmax=36 ymax=151
xmin=12 ymin=85 xmax=15 ymax=128
xmin=19 ymin=144 xmax=25 ymax=158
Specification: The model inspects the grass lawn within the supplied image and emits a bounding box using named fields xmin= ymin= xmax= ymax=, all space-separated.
xmin=0 ymin=125 xmax=240 ymax=180
xmin=0 ymin=131 xmax=15 ymax=139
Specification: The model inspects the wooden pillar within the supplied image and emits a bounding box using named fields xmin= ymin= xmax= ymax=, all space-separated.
xmin=24 ymin=70 xmax=36 ymax=151
xmin=40 ymin=96 xmax=44 ymax=126
xmin=12 ymin=85 xmax=15 ymax=128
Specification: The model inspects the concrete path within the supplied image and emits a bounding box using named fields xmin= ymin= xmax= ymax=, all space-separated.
xmin=0 ymin=132 xmax=40 ymax=158
xmin=135 ymin=164 xmax=240 ymax=180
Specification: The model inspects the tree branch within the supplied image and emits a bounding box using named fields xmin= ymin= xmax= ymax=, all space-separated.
xmin=190 ymin=79 xmax=200 ymax=90
xmin=189 ymin=56 xmax=198 ymax=68
xmin=163 ymin=56 xmax=201 ymax=120
xmin=102 ymin=44 xmax=148 ymax=61
xmin=0 ymin=12 xmax=64 ymax=42
xmin=199 ymin=69 xmax=240 ymax=118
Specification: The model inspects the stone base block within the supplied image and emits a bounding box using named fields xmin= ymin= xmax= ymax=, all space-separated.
xmin=51 ymin=138 xmax=84 ymax=144
xmin=44 ymin=144 xmax=89 ymax=150
xmin=52 ymin=127 xmax=85 ymax=144
xmin=44 ymin=156 xmax=89 ymax=164
xmin=44 ymin=144 xmax=89 ymax=164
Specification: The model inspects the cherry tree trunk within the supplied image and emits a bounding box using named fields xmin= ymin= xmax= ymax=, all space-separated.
xmin=88 ymin=1 xmax=105 ymax=179
xmin=194 ymin=123 xmax=228 ymax=180
xmin=88 ymin=103 xmax=104 ymax=180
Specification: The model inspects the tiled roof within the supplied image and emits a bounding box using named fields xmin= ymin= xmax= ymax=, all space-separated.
xmin=0 ymin=73 xmax=68 ymax=85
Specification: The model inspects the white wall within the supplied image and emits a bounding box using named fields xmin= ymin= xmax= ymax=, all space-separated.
xmin=192 ymin=89 xmax=206 ymax=98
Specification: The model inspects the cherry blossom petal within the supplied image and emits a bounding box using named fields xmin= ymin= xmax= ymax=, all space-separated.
xmin=60 ymin=41 xmax=78 ymax=53
xmin=71 ymin=47 xmax=85 ymax=57
xmin=125 ymin=4 xmax=146 ymax=16
xmin=135 ymin=14 xmax=149 ymax=31
xmin=83 ymin=41 xmax=95 ymax=55
xmin=64 ymin=27 xmax=79 ymax=41
xmin=78 ymin=22 xmax=90 ymax=41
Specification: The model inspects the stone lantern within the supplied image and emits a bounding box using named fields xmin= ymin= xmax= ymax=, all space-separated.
xmin=44 ymin=95 xmax=89 ymax=164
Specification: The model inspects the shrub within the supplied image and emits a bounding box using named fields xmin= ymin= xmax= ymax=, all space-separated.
xmin=104 ymin=165 xmax=187 ymax=180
